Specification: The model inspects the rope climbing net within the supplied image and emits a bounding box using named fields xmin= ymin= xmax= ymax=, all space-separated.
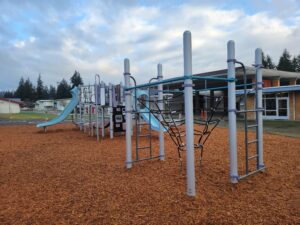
xmin=137 ymin=91 xmax=224 ymax=166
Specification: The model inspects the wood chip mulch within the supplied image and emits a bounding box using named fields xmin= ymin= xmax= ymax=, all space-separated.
xmin=0 ymin=124 xmax=299 ymax=224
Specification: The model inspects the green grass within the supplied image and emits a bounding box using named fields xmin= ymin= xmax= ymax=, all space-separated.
xmin=262 ymin=120 xmax=300 ymax=138
xmin=219 ymin=119 xmax=300 ymax=138
xmin=0 ymin=112 xmax=57 ymax=121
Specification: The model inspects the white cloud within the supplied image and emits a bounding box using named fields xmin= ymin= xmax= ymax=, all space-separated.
xmin=14 ymin=40 xmax=26 ymax=48
xmin=0 ymin=1 xmax=299 ymax=91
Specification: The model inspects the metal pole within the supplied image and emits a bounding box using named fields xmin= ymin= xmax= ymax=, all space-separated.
xmin=109 ymin=83 xmax=113 ymax=139
xmin=95 ymin=74 xmax=100 ymax=141
xmin=255 ymin=48 xmax=265 ymax=170
xmin=79 ymin=86 xmax=83 ymax=130
xmin=120 ymin=82 xmax=124 ymax=105
xmin=157 ymin=63 xmax=165 ymax=160
xmin=101 ymin=81 xmax=105 ymax=138
xmin=227 ymin=40 xmax=239 ymax=183
xmin=124 ymin=59 xmax=132 ymax=168
xmin=183 ymin=31 xmax=195 ymax=196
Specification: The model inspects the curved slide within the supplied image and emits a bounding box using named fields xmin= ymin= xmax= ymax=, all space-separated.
xmin=136 ymin=89 xmax=167 ymax=132
xmin=37 ymin=87 xmax=79 ymax=128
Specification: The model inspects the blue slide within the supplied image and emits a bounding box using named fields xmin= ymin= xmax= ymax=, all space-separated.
xmin=135 ymin=89 xmax=167 ymax=132
xmin=37 ymin=87 xmax=79 ymax=128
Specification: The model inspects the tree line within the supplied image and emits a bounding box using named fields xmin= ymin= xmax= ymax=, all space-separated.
xmin=1 ymin=71 xmax=83 ymax=101
xmin=1 ymin=49 xmax=299 ymax=101
xmin=263 ymin=49 xmax=300 ymax=71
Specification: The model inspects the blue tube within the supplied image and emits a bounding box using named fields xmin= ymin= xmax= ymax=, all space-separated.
xmin=125 ymin=75 xmax=236 ymax=91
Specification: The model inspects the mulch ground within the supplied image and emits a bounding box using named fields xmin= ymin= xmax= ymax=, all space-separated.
xmin=0 ymin=124 xmax=299 ymax=224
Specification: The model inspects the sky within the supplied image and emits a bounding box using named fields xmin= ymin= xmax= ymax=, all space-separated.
xmin=0 ymin=0 xmax=299 ymax=91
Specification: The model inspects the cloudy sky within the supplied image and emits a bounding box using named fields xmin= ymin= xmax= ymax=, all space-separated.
xmin=0 ymin=0 xmax=299 ymax=91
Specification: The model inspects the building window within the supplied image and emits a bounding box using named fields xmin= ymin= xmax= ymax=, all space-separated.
xmin=263 ymin=92 xmax=289 ymax=120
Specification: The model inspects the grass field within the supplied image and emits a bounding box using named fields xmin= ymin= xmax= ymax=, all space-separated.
xmin=219 ymin=119 xmax=300 ymax=138
xmin=0 ymin=111 xmax=57 ymax=121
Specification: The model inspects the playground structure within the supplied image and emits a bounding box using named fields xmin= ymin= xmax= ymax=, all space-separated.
xmin=124 ymin=31 xmax=265 ymax=196
xmin=73 ymin=78 xmax=125 ymax=141
xmin=36 ymin=30 xmax=265 ymax=197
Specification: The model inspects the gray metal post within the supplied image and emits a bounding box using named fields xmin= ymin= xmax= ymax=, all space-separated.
xmin=227 ymin=40 xmax=239 ymax=183
xmin=183 ymin=31 xmax=195 ymax=196
xmin=255 ymin=48 xmax=265 ymax=170
xmin=101 ymin=81 xmax=105 ymax=138
xmin=109 ymin=83 xmax=114 ymax=139
xmin=79 ymin=86 xmax=83 ymax=131
xmin=157 ymin=63 xmax=165 ymax=160
xmin=124 ymin=59 xmax=132 ymax=168
xmin=95 ymin=74 xmax=100 ymax=141
xmin=120 ymin=82 xmax=124 ymax=105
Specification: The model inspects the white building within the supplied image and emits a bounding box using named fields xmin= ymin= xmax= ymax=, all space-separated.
xmin=35 ymin=99 xmax=71 ymax=111
xmin=35 ymin=100 xmax=55 ymax=111
xmin=0 ymin=98 xmax=21 ymax=113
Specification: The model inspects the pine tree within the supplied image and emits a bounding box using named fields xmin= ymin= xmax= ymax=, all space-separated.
xmin=23 ymin=78 xmax=35 ymax=101
xmin=277 ymin=49 xmax=293 ymax=71
xmin=266 ymin=55 xmax=276 ymax=69
xmin=262 ymin=51 xmax=275 ymax=69
xmin=56 ymin=79 xmax=71 ymax=99
xmin=296 ymin=54 xmax=300 ymax=72
xmin=43 ymin=86 xmax=49 ymax=99
xmin=262 ymin=52 xmax=267 ymax=68
xmin=4 ymin=91 xmax=14 ymax=98
xmin=291 ymin=57 xmax=297 ymax=72
xmin=15 ymin=77 xmax=25 ymax=100
xmin=49 ymin=85 xmax=56 ymax=99
xmin=70 ymin=70 xmax=83 ymax=88
xmin=36 ymin=74 xmax=45 ymax=100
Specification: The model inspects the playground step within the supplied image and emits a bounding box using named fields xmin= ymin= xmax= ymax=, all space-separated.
xmin=137 ymin=146 xmax=151 ymax=150
xmin=248 ymin=154 xmax=258 ymax=160
xmin=137 ymin=122 xmax=149 ymax=126
xmin=239 ymin=167 xmax=265 ymax=180
xmin=247 ymin=139 xmax=258 ymax=144
xmin=138 ymin=134 xmax=151 ymax=137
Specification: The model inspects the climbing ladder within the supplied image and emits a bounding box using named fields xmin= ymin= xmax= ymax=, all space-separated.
xmin=134 ymin=111 xmax=154 ymax=161
xmin=236 ymin=63 xmax=265 ymax=179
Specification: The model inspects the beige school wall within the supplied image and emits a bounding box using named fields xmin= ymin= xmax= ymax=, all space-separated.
xmin=246 ymin=91 xmax=300 ymax=121
xmin=294 ymin=91 xmax=300 ymax=120
xmin=0 ymin=100 xmax=20 ymax=113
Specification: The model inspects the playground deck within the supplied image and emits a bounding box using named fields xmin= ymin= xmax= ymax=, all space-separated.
xmin=0 ymin=124 xmax=299 ymax=224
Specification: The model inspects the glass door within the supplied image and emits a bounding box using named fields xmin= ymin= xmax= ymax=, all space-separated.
xmin=277 ymin=97 xmax=289 ymax=119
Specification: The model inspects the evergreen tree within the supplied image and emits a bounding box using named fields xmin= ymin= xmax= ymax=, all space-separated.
xmin=266 ymin=55 xmax=276 ymax=69
xmin=15 ymin=77 xmax=25 ymax=100
xmin=291 ymin=55 xmax=300 ymax=72
xmin=277 ymin=49 xmax=293 ymax=71
xmin=43 ymin=86 xmax=49 ymax=99
xmin=70 ymin=70 xmax=83 ymax=88
xmin=49 ymin=85 xmax=56 ymax=99
xmin=292 ymin=57 xmax=297 ymax=72
xmin=296 ymin=55 xmax=300 ymax=72
xmin=56 ymin=79 xmax=71 ymax=99
xmin=262 ymin=51 xmax=275 ymax=69
xmin=262 ymin=52 xmax=268 ymax=68
xmin=3 ymin=91 xmax=15 ymax=98
xmin=23 ymin=78 xmax=35 ymax=101
xmin=36 ymin=74 xmax=45 ymax=100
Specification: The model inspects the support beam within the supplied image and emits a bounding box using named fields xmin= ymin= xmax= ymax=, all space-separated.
xmin=183 ymin=31 xmax=195 ymax=196
xmin=255 ymin=48 xmax=265 ymax=170
xmin=157 ymin=63 xmax=165 ymax=160
xmin=227 ymin=40 xmax=239 ymax=183
xmin=124 ymin=59 xmax=132 ymax=169
xmin=109 ymin=83 xmax=114 ymax=139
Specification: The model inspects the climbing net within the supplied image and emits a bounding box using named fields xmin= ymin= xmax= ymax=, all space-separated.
xmin=137 ymin=90 xmax=224 ymax=166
